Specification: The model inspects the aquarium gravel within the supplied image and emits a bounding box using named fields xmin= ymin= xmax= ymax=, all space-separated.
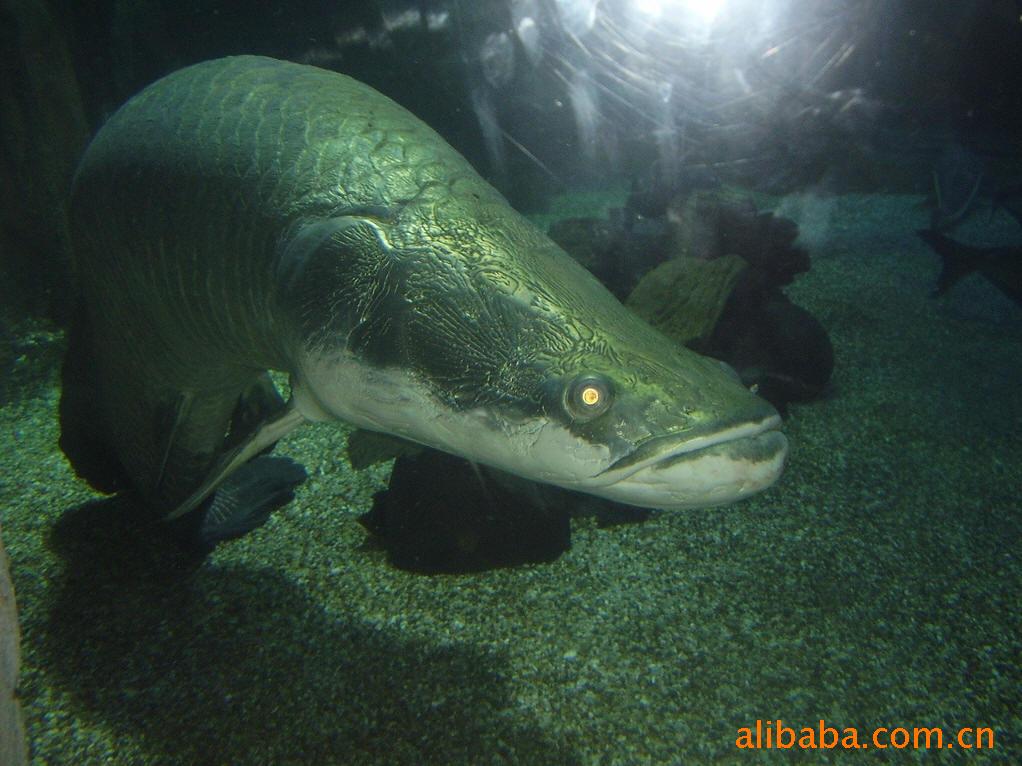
xmin=1 ymin=192 xmax=1020 ymax=765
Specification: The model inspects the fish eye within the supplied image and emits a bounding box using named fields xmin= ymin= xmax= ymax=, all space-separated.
xmin=565 ymin=374 xmax=614 ymax=421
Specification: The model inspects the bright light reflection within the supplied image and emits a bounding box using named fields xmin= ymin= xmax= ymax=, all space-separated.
xmin=633 ymin=0 xmax=727 ymax=24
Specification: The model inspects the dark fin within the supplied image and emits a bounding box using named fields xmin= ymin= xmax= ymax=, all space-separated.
xmin=916 ymin=229 xmax=985 ymax=295
xmin=347 ymin=428 xmax=423 ymax=470
xmin=224 ymin=373 xmax=286 ymax=453
xmin=187 ymin=455 xmax=307 ymax=550
xmin=992 ymin=183 xmax=1022 ymax=228
xmin=58 ymin=306 xmax=130 ymax=493
xmin=162 ymin=403 xmax=307 ymax=522
xmin=152 ymin=393 xmax=193 ymax=495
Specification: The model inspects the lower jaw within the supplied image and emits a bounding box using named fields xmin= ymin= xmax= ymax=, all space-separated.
xmin=588 ymin=430 xmax=789 ymax=510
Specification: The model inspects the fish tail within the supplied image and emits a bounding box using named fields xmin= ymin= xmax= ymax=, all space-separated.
xmin=915 ymin=229 xmax=986 ymax=295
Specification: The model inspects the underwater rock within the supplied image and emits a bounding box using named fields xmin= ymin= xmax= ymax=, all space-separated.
xmin=666 ymin=188 xmax=810 ymax=285
xmin=0 ymin=530 xmax=28 ymax=766
xmin=545 ymin=217 xmax=618 ymax=277
xmin=360 ymin=449 xmax=651 ymax=574
xmin=625 ymin=255 xmax=748 ymax=345
xmin=547 ymin=215 xmax=669 ymax=299
xmin=620 ymin=187 xmax=832 ymax=410
xmin=702 ymin=289 xmax=834 ymax=410
xmin=556 ymin=184 xmax=833 ymax=411
xmin=359 ymin=450 xmax=572 ymax=574
xmin=624 ymin=161 xmax=720 ymax=222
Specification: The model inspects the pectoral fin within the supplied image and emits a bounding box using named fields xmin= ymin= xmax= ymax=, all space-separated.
xmin=194 ymin=455 xmax=308 ymax=548
xmin=163 ymin=402 xmax=308 ymax=521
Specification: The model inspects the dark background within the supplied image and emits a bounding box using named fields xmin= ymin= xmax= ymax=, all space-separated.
xmin=2 ymin=0 xmax=1021 ymax=322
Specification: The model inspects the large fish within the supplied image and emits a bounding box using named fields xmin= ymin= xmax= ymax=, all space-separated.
xmin=60 ymin=56 xmax=787 ymax=547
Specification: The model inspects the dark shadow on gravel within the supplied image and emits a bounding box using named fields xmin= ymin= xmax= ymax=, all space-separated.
xmin=38 ymin=496 xmax=579 ymax=765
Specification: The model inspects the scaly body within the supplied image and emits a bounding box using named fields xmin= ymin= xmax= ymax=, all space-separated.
xmin=61 ymin=56 xmax=787 ymax=542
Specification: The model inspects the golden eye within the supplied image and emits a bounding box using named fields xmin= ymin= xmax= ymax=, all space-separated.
xmin=565 ymin=375 xmax=613 ymax=421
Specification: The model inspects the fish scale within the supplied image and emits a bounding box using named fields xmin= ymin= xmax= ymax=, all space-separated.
xmin=61 ymin=55 xmax=786 ymax=542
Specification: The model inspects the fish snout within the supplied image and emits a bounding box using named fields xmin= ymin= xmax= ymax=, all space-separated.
xmin=592 ymin=394 xmax=788 ymax=509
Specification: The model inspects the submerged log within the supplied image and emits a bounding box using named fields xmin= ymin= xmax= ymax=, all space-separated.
xmin=625 ymin=254 xmax=748 ymax=345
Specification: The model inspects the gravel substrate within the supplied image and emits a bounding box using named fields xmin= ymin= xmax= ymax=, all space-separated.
xmin=1 ymin=192 xmax=1019 ymax=764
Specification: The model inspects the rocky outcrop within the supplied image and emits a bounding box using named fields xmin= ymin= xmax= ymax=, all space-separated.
xmin=552 ymin=186 xmax=833 ymax=411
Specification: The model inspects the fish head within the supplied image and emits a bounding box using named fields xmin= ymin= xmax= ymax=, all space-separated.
xmin=284 ymin=209 xmax=787 ymax=510
xmin=525 ymin=344 xmax=787 ymax=509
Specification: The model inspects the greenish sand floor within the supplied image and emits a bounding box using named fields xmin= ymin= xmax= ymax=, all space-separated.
xmin=1 ymin=192 xmax=1020 ymax=764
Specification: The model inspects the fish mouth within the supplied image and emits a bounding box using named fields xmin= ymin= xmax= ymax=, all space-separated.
xmin=600 ymin=414 xmax=785 ymax=479
xmin=591 ymin=414 xmax=788 ymax=509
